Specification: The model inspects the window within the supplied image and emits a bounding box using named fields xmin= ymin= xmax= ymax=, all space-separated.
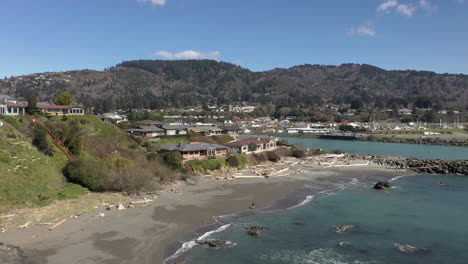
xmin=207 ymin=149 xmax=216 ymax=156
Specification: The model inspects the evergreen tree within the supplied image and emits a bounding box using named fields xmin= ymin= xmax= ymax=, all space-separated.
xmin=55 ymin=92 xmax=74 ymax=105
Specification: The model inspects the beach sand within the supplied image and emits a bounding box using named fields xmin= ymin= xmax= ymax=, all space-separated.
xmin=1 ymin=164 xmax=400 ymax=264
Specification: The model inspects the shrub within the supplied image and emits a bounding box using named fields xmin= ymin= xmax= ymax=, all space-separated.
xmin=266 ymin=151 xmax=281 ymax=162
xmin=292 ymin=149 xmax=306 ymax=158
xmin=164 ymin=152 xmax=183 ymax=169
xmin=187 ymin=159 xmax=226 ymax=173
xmin=32 ymin=125 xmax=53 ymax=156
xmin=331 ymin=150 xmax=345 ymax=154
xmin=227 ymin=155 xmax=240 ymax=167
xmin=63 ymin=159 xmax=106 ymax=192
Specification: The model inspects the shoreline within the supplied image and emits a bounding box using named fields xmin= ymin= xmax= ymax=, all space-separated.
xmin=0 ymin=162 xmax=402 ymax=264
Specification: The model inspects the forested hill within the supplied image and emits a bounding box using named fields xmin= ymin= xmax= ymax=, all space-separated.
xmin=1 ymin=60 xmax=467 ymax=112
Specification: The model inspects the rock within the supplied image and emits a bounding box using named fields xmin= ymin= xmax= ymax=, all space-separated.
xmin=338 ymin=242 xmax=351 ymax=247
xmin=128 ymin=204 xmax=135 ymax=208
xmin=117 ymin=203 xmax=125 ymax=211
xmin=0 ymin=243 xmax=25 ymax=264
xmin=334 ymin=224 xmax=358 ymax=233
xmin=374 ymin=181 xmax=391 ymax=190
xmin=247 ymin=226 xmax=262 ymax=236
xmin=394 ymin=244 xmax=430 ymax=255
xmin=97 ymin=213 xmax=105 ymax=218
xmin=195 ymin=239 xmax=231 ymax=248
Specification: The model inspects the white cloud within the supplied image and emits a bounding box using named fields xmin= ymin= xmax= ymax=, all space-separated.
xmin=396 ymin=3 xmax=417 ymax=16
xmin=419 ymin=0 xmax=439 ymax=12
xmin=154 ymin=50 xmax=222 ymax=60
xmin=377 ymin=1 xmax=417 ymax=17
xmin=347 ymin=23 xmax=376 ymax=37
xmin=136 ymin=0 xmax=167 ymax=6
xmin=377 ymin=0 xmax=399 ymax=12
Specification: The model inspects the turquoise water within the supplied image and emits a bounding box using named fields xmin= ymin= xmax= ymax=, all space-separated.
xmin=177 ymin=175 xmax=468 ymax=264
xmin=281 ymin=137 xmax=468 ymax=160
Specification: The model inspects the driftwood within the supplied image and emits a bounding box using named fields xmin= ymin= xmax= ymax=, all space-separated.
xmin=130 ymin=199 xmax=153 ymax=204
xmin=19 ymin=222 xmax=32 ymax=229
xmin=49 ymin=219 xmax=67 ymax=231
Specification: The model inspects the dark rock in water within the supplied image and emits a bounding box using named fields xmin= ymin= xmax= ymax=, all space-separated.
xmin=292 ymin=221 xmax=305 ymax=226
xmin=247 ymin=226 xmax=262 ymax=236
xmin=338 ymin=242 xmax=351 ymax=247
xmin=394 ymin=243 xmax=431 ymax=255
xmin=0 ymin=243 xmax=25 ymax=264
xmin=374 ymin=181 xmax=391 ymax=190
xmin=195 ymin=239 xmax=231 ymax=248
xmin=334 ymin=224 xmax=359 ymax=233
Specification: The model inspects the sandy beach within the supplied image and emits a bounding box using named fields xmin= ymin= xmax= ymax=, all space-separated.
xmin=1 ymin=161 xmax=401 ymax=264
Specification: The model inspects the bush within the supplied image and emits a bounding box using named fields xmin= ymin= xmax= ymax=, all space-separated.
xmin=292 ymin=149 xmax=306 ymax=158
xmin=33 ymin=125 xmax=53 ymax=156
xmin=266 ymin=151 xmax=281 ymax=162
xmin=227 ymin=155 xmax=240 ymax=167
xmin=164 ymin=152 xmax=183 ymax=169
xmin=187 ymin=159 xmax=226 ymax=173
xmin=331 ymin=150 xmax=345 ymax=154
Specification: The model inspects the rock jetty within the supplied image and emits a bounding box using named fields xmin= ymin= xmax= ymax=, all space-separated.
xmin=350 ymin=155 xmax=468 ymax=175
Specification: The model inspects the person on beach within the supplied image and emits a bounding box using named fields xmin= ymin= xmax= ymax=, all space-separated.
xmin=249 ymin=202 xmax=256 ymax=209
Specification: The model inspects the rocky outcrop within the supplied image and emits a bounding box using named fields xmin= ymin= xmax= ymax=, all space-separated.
xmin=394 ymin=243 xmax=431 ymax=255
xmin=0 ymin=243 xmax=25 ymax=264
xmin=247 ymin=226 xmax=262 ymax=236
xmin=374 ymin=181 xmax=391 ymax=190
xmin=195 ymin=240 xmax=231 ymax=248
xmin=350 ymin=155 xmax=468 ymax=175
xmin=333 ymin=224 xmax=359 ymax=233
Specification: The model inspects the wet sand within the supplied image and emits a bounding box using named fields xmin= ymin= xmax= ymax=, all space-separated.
xmin=1 ymin=164 xmax=400 ymax=264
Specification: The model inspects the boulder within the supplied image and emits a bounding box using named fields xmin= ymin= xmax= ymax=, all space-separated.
xmin=247 ymin=226 xmax=262 ymax=236
xmin=117 ymin=203 xmax=125 ymax=211
xmin=334 ymin=224 xmax=358 ymax=233
xmin=195 ymin=239 xmax=230 ymax=248
xmin=394 ymin=244 xmax=430 ymax=255
xmin=374 ymin=181 xmax=391 ymax=190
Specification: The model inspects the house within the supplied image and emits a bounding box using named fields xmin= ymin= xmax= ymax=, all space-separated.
xmin=125 ymin=126 xmax=165 ymax=138
xmin=220 ymin=126 xmax=241 ymax=137
xmin=159 ymin=142 xmax=229 ymax=160
xmin=137 ymin=120 xmax=164 ymax=126
xmin=188 ymin=126 xmax=223 ymax=136
xmin=398 ymin=108 xmax=412 ymax=115
xmin=0 ymin=99 xmax=26 ymax=116
xmin=224 ymin=137 xmax=277 ymax=154
xmin=161 ymin=125 xmax=188 ymax=136
xmin=37 ymin=104 xmax=85 ymax=116
xmin=100 ymin=113 xmax=128 ymax=123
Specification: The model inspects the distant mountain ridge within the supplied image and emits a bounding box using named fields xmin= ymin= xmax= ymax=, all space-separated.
xmin=1 ymin=60 xmax=466 ymax=113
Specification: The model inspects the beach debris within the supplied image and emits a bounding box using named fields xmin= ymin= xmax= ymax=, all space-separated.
xmin=333 ymin=224 xmax=359 ymax=233
xmin=97 ymin=212 xmax=105 ymax=218
xmin=49 ymin=219 xmax=67 ymax=231
xmin=374 ymin=181 xmax=391 ymax=190
xmin=0 ymin=214 xmax=16 ymax=219
xmin=19 ymin=222 xmax=32 ymax=229
xmin=117 ymin=203 xmax=126 ymax=211
xmin=247 ymin=226 xmax=262 ymax=236
xmin=128 ymin=204 xmax=135 ymax=208
xmin=130 ymin=199 xmax=153 ymax=205
xmin=1 ymin=227 xmax=7 ymax=233
xmin=195 ymin=239 xmax=232 ymax=248
xmin=394 ymin=243 xmax=431 ymax=255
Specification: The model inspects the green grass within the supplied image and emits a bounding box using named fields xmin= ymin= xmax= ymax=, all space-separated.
xmin=152 ymin=135 xmax=190 ymax=148
xmin=187 ymin=158 xmax=227 ymax=173
xmin=50 ymin=115 xmax=116 ymax=139
xmin=0 ymin=122 xmax=87 ymax=214
xmin=0 ymin=115 xmax=25 ymax=130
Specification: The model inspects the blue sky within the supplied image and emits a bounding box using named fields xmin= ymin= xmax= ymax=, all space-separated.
xmin=1 ymin=0 xmax=467 ymax=77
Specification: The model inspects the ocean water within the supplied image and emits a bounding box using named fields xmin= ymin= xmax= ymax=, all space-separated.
xmin=173 ymin=174 xmax=468 ymax=264
xmin=280 ymin=137 xmax=468 ymax=160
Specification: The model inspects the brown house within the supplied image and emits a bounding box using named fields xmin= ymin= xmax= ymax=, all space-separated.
xmin=224 ymin=137 xmax=277 ymax=154
xmin=37 ymin=104 xmax=85 ymax=116
xmin=159 ymin=142 xmax=229 ymax=160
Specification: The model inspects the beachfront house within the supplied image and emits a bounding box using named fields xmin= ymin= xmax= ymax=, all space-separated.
xmin=224 ymin=137 xmax=277 ymax=154
xmin=159 ymin=142 xmax=229 ymax=160
xmin=37 ymin=104 xmax=85 ymax=116
xmin=0 ymin=98 xmax=26 ymax=116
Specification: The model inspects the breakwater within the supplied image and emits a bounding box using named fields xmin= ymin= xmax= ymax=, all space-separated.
xmin=359 ymin=136 xmax=468 ymax=147
xmin=350 ymin=154 xmax=468 ymax=175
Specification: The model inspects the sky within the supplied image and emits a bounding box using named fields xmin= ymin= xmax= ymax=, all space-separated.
xmin=1 ymin=0 xmax=467 ymax=77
